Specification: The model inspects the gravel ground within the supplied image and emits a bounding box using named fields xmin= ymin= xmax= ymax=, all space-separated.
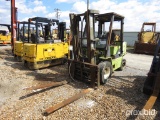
xmin=0 ymin=46 xmax=160 ymax=120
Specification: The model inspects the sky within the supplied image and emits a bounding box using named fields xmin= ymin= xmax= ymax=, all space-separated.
xmin=0 ymin=0 xmax=160 ymax=31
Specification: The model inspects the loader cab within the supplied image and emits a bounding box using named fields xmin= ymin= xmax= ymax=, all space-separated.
xmin=141 ymin=22 xmax=156 ymax=32
xmin=134 ymin=22 xmax=157 ymax=54
xmin=138 ymin=22 xmax=156 ymax=44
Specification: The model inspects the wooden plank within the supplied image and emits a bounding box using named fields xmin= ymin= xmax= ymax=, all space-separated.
xmin=43 ymin=88 xmax=93 ymax=116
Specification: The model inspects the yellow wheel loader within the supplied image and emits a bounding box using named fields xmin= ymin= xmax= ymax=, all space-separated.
xmin=0 ymin=24 xmax=11 ymax=44
xmin=134 ymin=22 xmax=158 ymax=54
xmin=23 ymin=17 xmax=68 ymax=69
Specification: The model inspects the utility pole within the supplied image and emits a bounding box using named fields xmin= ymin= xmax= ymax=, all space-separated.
xmin=87 ymin=0 xmax=89 ymax=10
xmin=54 ymin=8 xmax=60 ymax=20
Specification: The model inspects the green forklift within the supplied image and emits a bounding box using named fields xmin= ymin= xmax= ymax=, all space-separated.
xmin=68 ymin=10 xmax=127 ymax=87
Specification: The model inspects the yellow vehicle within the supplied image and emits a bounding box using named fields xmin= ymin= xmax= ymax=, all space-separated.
xmin=14 ymin=21 xmax=38 ymax=61
xmin=0 ymin=24 xmax=11 ymax=44
xmin=23 ymin=17 xmax=68 ymax=69
xmin=134 ymin=22 xmax=157 ymax=54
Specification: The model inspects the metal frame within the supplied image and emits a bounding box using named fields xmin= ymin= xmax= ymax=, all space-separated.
xmin=27 ymin=17 xmax=66 ymax=44
xmin=17 ymin=21 xmax=36 ymax=42
xmin=95 ymin=12 xmax=124 ymax=57
xmin=28 ymin=17 xmax=58 ymax=43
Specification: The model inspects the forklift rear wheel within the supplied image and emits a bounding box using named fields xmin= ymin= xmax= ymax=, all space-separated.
xmin=98 ymin=61 xmax=112 ymax=84
xmin=119 ymin=59 xmax=126 ymax=71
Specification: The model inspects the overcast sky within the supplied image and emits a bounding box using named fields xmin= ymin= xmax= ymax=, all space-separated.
xmin=0 ymin=0 xmax=160 ymax=31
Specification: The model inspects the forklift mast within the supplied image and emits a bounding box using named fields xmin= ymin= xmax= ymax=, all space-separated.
xmin=70 ymin=10 xmax=99 ymax=64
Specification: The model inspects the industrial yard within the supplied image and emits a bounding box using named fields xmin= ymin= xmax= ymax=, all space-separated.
xmin=1 ymin=0 xmax=160 ymax=119
xmin=0 ymin=45 xmax=159 ymax=119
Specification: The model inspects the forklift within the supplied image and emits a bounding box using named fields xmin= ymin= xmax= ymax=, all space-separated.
xmin=68 ymin=10 xmax=126 ymax=87
xmin=14 ymin=21 xmax=42 ymax=61
xmin=23 ymin=17 xmax=68 ymax=69
xmin=0 ymin=24 xmax=11 ymax=44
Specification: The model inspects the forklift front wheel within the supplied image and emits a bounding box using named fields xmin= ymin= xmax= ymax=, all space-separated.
xmin=98 ymin=61 xmax=112 ymax=84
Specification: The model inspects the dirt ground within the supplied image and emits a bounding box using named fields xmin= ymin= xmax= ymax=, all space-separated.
xmin=0 ymin=45 xmax=160 ymax=120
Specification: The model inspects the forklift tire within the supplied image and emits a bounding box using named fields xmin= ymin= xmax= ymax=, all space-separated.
xmin=119 ymin=59 xmax=126 ymax=71
xmin=98 ymin=61 xmax=113 ymax=84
